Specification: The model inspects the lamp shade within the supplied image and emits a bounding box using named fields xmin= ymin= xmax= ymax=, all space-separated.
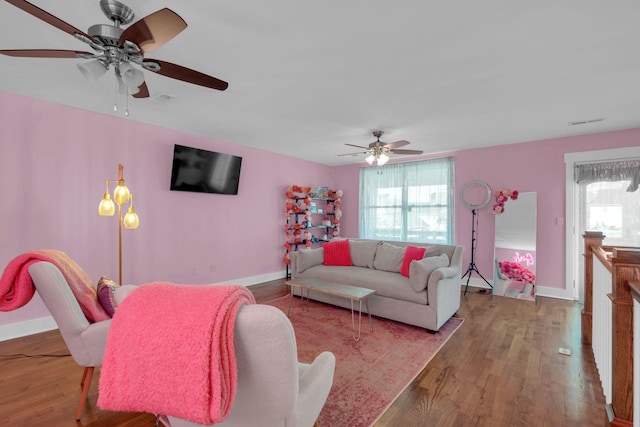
xmin=120 ymin=62 xmax=145 ymax=88
xmin=98 ymin=193 xmax=116 ymax=216
xmin=123 ymin=205 xmax=140 ymax=229
xmin=377 ymin=153 xmax=390 ymax=166
xmin=365 ymin=154 xmax=375 ymax=165
xmin=77 ymin=60 xmax=107 ymax=83
xmin=114 ymin=183 xmax=131 ymax=205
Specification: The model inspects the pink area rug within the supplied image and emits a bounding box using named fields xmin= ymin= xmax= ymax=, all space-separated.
xmin=266 ymin=296 xmax=464 ymax=427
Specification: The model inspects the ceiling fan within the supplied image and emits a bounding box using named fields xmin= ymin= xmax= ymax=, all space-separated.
xmin=0 ymin=0 xmax=228 ymax=102
xmin=339 ymin=131 xmax=423 ymax=165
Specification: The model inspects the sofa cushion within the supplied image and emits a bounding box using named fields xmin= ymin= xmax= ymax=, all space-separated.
xmin=373 ymin=243 xmax=405 ymax=273
xmin=409 ymin=253 xmax=450 ymax=293
xmin=299 ymin=265 xmax=428 ymax=305
xmin=400 ymin=245 xmax=427 ymax=277
xmin=296 ymin=248 xmax=324 ymax=274
xmin=349 ymin=240 xmax=380 ymax=268
xmin=323 ymin=239 xmax=352 ymax=266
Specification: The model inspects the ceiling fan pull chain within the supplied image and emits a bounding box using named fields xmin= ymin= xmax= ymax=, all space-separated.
xmin=125 ymin=89 xmax=130 ymax=117
xmin=113 ymin=78 xmax=118 ymax=112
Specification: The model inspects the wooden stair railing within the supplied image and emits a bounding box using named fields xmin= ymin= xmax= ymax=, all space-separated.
xmin=582 ymin=232 xmax=638 ymax=427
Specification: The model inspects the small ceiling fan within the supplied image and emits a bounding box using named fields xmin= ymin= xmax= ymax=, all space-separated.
xmin=0 ymin=0 xmax=228 ymax=101
xmin=339 ymin=131 xmax=423 ymax=165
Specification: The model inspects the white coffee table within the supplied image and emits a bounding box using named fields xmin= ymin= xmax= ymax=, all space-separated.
xmin=284 ymin=278 xmax=375 ymax=341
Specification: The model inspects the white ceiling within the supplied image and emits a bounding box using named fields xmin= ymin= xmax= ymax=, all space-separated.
xmin=2 ymin=1 xmax=640 ymax=166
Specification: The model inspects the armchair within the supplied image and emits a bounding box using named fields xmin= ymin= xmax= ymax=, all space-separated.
xmin=166 ymin=304 xmax=336 ymax=427
xmin=28 ymin=261 xmax=133 ymax=421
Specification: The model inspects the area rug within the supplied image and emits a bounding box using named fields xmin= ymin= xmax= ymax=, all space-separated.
xmin=266 ymin=296 xmax=464 ymax=427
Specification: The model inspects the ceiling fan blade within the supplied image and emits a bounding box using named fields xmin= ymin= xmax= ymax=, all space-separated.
xmin=338 ymin=151 xmax=368 ymax=157
xmin=0 ymin=49 xmax=92 ymax=58
xmin=385 ymin=140 xmax=410 ymax=149
xmin=389 ymin=149 xmax=423 ymax=155
xmin=142 ymin=59 xmax=228 ymax=91
xmin=5 ymin=0 xmax=99 ymax=44
xmin=345 ymin=143 xmax=370 ymax=150
xmin=119 ymin=8 xmax=187 ymax=54
xmin=132 ymin=81 xmax=150 ymax=99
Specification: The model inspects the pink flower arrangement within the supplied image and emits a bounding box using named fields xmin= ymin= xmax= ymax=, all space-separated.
xmin=498 ymin=261 xmax=535 ymax=284
xmin=492 ymin=189 xmax=519 ymax=215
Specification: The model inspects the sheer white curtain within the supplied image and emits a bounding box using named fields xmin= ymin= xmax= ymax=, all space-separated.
xmin=359 ymin=157 xmax=454 ymax=243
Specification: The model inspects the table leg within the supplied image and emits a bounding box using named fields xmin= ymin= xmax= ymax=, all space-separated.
xmin=287 ymin=285 xmax=296 ymax=316
xmin=365 ymin=297 xmax=373 ymax=332
xmin=350 ymin=299 xmax=365 ymax=342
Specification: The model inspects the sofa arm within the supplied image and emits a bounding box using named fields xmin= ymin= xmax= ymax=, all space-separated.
xmin=289 ymin=248 xmax=325 ymax=277
xmin=429 ymin=266 xmax=459 ymax=283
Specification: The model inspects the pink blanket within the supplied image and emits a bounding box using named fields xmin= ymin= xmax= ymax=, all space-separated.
xmin=98 ymin=282 xmax=256 ymax=424
xmin=0 ymin=250 xmax=109 ymax=323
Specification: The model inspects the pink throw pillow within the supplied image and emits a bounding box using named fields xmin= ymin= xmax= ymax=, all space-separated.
xmin=400 ymin=245 xmax=427 ymax=277
xmin=323 ymin=239 xmax=352 ymax=266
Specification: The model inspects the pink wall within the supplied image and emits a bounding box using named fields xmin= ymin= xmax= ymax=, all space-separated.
xmin=0 ymin=91 xmax=333 ymax=327
xmin=2 ymin=89 xmax=639 ymax=330
xmin=333 ymin=128 xmax=640 ymax=292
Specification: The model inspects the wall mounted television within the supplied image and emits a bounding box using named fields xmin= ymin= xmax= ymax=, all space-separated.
xmin=170 ymin=144 xmax=243 ymax=195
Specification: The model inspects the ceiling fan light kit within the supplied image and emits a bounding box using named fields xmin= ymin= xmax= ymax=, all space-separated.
xmin=1 ymin=0 xmax=229 ymax=115
xmin=339 ymin=130 xmax=423 ymax=166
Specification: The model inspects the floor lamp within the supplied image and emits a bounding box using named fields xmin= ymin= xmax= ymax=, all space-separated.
xmin=98 ymin=164 xmax=140 ymax=285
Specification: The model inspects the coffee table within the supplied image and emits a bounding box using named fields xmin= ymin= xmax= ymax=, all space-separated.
xmin=284 ymin=278 xmax=375 ymax=341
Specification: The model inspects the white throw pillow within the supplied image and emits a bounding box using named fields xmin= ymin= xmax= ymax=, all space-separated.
xmin=409 ymin=253 xmax=450 ymax=292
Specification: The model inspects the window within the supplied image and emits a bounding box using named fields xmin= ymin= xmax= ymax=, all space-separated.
xmin=359 ymin=157 xmax=454 ymax=243
xmin=576 ymin=160 xmax=640 ymax=247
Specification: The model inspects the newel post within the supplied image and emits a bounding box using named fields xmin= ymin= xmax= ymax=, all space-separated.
xmin=607 ymin=248 xmax=639 ymax=426
xmin=582 ymin=231 xmax=605 ymax=345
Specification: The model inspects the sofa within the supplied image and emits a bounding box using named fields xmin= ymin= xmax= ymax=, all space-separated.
xmin=288 ymin=238 xmax=465 ymax=332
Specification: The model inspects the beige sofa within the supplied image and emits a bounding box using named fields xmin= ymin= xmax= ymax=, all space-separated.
xmin=289 ymin=238 xmax=464 ymax=332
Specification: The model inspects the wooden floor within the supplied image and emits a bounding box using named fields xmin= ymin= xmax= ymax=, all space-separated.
xmin=0 ymin=282 xmax=606 ymax=427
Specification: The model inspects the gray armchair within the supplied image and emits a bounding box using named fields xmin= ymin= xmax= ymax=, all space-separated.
xmin=166 ymin=304 xmax=336 ymax=427
xmin=28 ymin=261 xmax=133 ymax=421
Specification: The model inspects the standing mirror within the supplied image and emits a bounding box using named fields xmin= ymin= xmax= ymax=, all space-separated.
xmin=493 ymin=192 xmax=537 ymax=300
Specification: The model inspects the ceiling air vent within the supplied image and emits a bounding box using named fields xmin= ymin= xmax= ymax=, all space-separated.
xmin=568 ymin=117 xmax=606 ymax=126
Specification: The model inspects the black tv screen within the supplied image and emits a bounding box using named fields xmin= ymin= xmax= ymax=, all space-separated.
xmin=170 ymin=144 xmax=242 ymax=195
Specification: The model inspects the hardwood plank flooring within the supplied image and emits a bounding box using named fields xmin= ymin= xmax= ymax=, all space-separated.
xmin=0 ymin=282 xmax=606 ymax=426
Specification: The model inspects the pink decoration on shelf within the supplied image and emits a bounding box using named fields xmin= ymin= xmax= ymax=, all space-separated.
xmin=284 ymin=185 xmax=342 ymax=264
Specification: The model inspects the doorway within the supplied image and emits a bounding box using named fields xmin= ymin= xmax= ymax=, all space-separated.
xmin=565 ymin=147 xmax=640 ymax=301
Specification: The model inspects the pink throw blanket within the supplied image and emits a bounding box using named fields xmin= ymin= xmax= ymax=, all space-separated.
xmin=0 ymin=250 xmax=109 ymax=323
xmin=98 ymin=282 xmax=256 ymax=424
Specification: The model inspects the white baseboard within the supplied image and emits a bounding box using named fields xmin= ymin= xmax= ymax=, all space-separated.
xmin=535 ymin=285 xmax=574 ymax=300
xmin=0 ymin=316 xmax=57 ymax=342
xmin=460 ymin=277 xmax=492 ymax=291
xmin=218 ymin=271 xmax=286 ymax=287
xmin=460 ymin=278 xmax=574 ymax=300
